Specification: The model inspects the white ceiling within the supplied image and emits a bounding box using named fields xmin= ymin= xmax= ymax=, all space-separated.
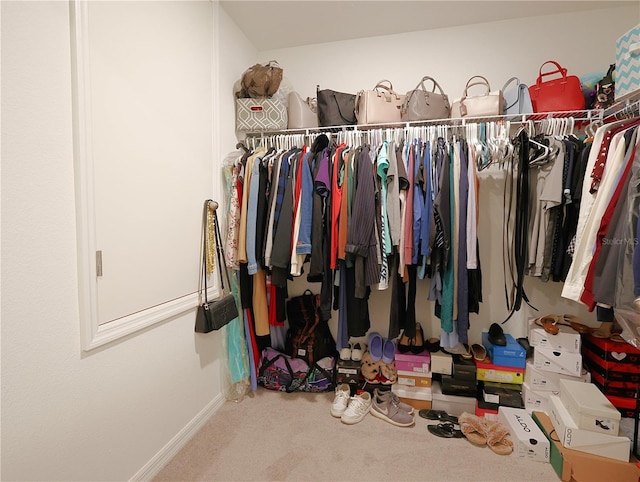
xmin=220 ymin=1 xmax=636 ymax=51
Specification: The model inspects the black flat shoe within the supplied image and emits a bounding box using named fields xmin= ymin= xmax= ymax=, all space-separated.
xmin=517 ymin=337 xmax=533 ymax=358
xmin=488 ymin=323 xmax=507 ymax=346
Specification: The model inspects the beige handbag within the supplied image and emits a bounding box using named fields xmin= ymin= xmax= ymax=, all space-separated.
xmin=355 ymin=80 xmax=405 ymax=125
xmin=287 ymin=92 xmax=318 ymax=129
xmin=402 ymin=76 xmax=451 ymax=121
xmin=451 ymin=76 xmax=505 ymax=119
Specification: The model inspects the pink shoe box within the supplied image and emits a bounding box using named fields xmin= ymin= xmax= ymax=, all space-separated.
xmin=394 ymin=349 xmax=430 ymax=374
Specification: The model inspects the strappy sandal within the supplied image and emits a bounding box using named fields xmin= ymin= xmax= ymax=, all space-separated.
xmin=485 ymin=421 xmax=514 ymax=455
xmin=427 ymin=422 xmax=464 ymax=438
xmin=562 ymin=314 xmax=594 ymax=335
xmin=534 ymin=314 xmax=561 ymax=335
xmin=459 ymin=412 xmax=488 ymax=446
xmin=418 ymin=409 xmax=458 ymax=424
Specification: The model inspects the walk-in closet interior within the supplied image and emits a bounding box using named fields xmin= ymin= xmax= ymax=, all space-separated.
xmin=2 ymin=1 xmax=640 ymax=481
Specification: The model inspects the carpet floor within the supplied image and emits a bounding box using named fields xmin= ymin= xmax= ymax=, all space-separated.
xmin=154 ymin=387 xmax=560 ymax=482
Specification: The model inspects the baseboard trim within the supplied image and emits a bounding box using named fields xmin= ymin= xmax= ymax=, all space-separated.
xmin=130 ymin=393 xmax=226 ymax=481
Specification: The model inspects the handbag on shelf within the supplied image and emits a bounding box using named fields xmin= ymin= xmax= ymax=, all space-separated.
xmin=287 ymin=91 xmax=318 ymax=129
xmin=451 ymin=76 xmax=505 ymax=118
xmin=195 ymin=200 xmax=239 ymax=334
xmin=235 ymin=97 xmax=288 ymax=132
xmin=355 ymin=80 xmax=405 ymax=125
xmin=591 ymin=64 xmax=616 ymax=110
xmin=401 ymin=76 xmax=451 ymax=121
xmin=316 ymin=86 xmax=357 ymax=127
xmin=528 ymin=60 xmax=585 ymax=113
xmin=501 ymin=77 xmax=533 ymax=117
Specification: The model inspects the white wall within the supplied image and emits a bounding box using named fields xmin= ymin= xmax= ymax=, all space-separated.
xmin=1 ymin=1 xmax=254 ymax=480
xmin=257 ymin=6 xmax=640 ymax=343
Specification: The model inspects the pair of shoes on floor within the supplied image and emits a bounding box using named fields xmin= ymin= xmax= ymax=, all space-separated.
xmin=397 ymin=322 xmax=426 ymax=354
xmin=331 ymin=384 xmax=372 ymax=424
xmin=458 ymin=412 xmax=513 ymax=455
xmin=339 ymin=342 xmax=364 ymax=362
xmin=370 ymin=388 xmax=415 ymax=427
xmin=368 ymin=332 xmax=396 ymax=364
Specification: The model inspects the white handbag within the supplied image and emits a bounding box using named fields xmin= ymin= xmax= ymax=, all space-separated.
xmin=355 ymin=80 xmax=406 ymax=125
xmin=287 ymin=92 xmax=318 ymax=129
xmin=451 ymin=76 xmax=505 ymax=119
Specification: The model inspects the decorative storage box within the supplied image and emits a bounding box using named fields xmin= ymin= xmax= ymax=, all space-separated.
xmin=431 ymin=380 xmax=476 ymax=416
xmin=482 ymin=332 xmax=526 ymax=368
xmin=559 ymin=379 xmax=621 ymax=436
xmin=583 ymin=346 xmax=640 ymax=383
xmin=529 ymin=320 xmax=581 ymax=354
xmin=395 ymin=349 xmax=431 ymax=374
xmin=549 ymin=395 xmax=630 ymax=462
xmin=582 ymin=335 xmax=640 ymax=365
xmin=615 ymin=23 xmax=640 ymax=103
xmin=235 ymin=98 xmax=288 ymax=131
xmin=476 ymin=356 xmax=524 ymax=384
xmin=498 ymin=406 xmax=550 ymax=463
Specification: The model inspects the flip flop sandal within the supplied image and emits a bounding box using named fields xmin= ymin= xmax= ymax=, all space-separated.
xmin=418 ymin=409 xmax=458 ymax=424
xmin=459 ymin=412 xmax=488 ymax=446
xmin=486 ymin=421 xmax=514 ymax=456
xmin=562 ymin=314 xmax=594 ymax=335
xmin=534 ymin=315 xmax=560 ymax=335
xmin=471 ymin=343 xmax=487 ymax=362
xmin=427 ymin=422 xmax=464 ymax=439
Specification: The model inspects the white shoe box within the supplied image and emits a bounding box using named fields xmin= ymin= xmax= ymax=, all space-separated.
xmin=549 ymin=395 xmax=630 ymax=462
xmin=391 ymin=384 xmax=432 ymax=401
xmin=498 ymin=406 xmax=550 ymax=463
xmin=533 ymin=346 xmax=583 ymax=376
xmin=529 ymin=319 xmax=581 ymax=353
xmin=524 ymin=360 xmax=591 ymax=392
xmin=559 ymin=379 xmax=621 ymax=435
xmin=522 ymin=382 xmax=554 ymax=414
xmin=430 ymin=350 xmax=452 ymax=375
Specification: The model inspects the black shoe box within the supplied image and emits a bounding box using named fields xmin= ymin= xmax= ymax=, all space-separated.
xmin=441 ymin=374 xmax=477 ymax=397
xmin=334 ymin=359 xmax=361 ymax=395
xmin=478 ymin=380 xmax=523 ymax=409
xmin=452 ymin=355 xmax=477 ymax=381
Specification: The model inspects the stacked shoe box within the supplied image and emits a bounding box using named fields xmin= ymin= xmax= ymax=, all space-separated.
xmin=499 ymin=406 xmax=550 ymax=463
xmin=548 ymin=379 xmax=631 ymax=462
xmin=434 ymin=355 xmax=477 ymax=416
xmin=527 ymin=320 xmax=588 ymax=414
xmin=335 ymin=359 xmax=361 ymax=396
xmin=475 ymin=355 xmax=525 ymax=420
xmin=477 ymin=332 xmax=526 ymax=419
xmin=582 ymin=334 xmax=640 ymax=419
xmin=391 ymin=349 xmax=432 ymax=410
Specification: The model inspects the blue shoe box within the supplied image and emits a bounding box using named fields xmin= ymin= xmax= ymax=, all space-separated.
xmin=482 ymin=332 xmax=526 ymax=369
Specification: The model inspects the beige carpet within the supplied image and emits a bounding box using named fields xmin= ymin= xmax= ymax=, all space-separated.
xmin=153 ymin=387 xmax=560 ymax=482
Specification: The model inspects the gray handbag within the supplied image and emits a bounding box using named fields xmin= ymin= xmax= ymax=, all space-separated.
xmin=502 ymin=77 xmax=533 ymax=117
xmin=401 ymin=76 xmax=451 ymax=121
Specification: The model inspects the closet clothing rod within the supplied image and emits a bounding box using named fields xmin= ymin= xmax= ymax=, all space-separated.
xmin=241 ymin=108 xmax=605 ymax=138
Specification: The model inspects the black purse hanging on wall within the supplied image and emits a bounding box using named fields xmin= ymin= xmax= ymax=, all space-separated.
xmin=195 ymin=200 xmax=239 ymax=333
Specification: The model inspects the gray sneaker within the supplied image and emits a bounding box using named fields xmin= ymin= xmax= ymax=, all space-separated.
xmin=374 ymin=388 xmax=415 ymax=414
xmin=371 ymin=392 xmax=415 ymax=427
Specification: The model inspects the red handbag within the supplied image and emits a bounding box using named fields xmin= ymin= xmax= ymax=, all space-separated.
xmin=528 ymin=61 xmax=585 ymax=113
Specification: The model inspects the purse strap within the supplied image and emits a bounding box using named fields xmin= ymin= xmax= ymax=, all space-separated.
xmin=463 ymin=76 xmax=491 ymax=97
xmin=417 ymin=76 xmax=446 ymax=95
xmin=535 ymin=61 xmax=568 ymax=87
xmin=502 ymin=77 xmax=524 ymax=112
xmin=200 ymin=199 xmax=230 ymax=304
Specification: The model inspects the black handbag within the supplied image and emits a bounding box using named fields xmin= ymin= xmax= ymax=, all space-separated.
xmin=195 ymin=200 xmax=239 ymax=333
xmin=316 ymin=85 xmax=357 ymax=127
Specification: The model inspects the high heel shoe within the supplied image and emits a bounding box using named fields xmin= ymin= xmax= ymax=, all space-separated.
xmin=411 ymin=322 xmax=425 ymax=354
xmin=398 ymin=330 xmax=413 ymax=353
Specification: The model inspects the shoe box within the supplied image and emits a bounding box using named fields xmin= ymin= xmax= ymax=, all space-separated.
xmin=498 ymin=406 xmax=550 ymax=463
xmin=582 ymin=334 xmax=640 ymax=365
xmin=524 ymin=360 xmax=591 ymax=393
xmin=394 ymin=349 xmax=431 ymax=374
xmin=392 ymin=384 xmax=432 ymax=411
xmin=430 ymin=350 xmax=452 ymax=375
xmin=452 ymin=355 xmax=476 ymax=381
xmin=480 ymin=381 xmax=523 ymax=409
xmin=396 ymin=370 xmax=432 ymax=388
xmin=548 ymin=394 xmax=631 ymax=462
xmin=334 ymin=359 xmax=361 ymax=394
xmin=475 ymin=355 xmax=524 ymax=385
xmin=522 ymin=382 xmax=554 ymax=414
xmin=590 ymin=370 xmax=639 ymax=399
xmin=440 ymin=374 xmax=477 ymax=397
xmin=533 ymin=410 xmax=640 ymax=482
xmin=481 ymin=332 xmax=526 ymax=368
xmin=558 ymin=379 xmax=621 ymax=435
xmin=475 ymin=400 xmax=499 ymax=421
xmin=431 ymin=380 xmax=476 ymax=417
xmin=582 ymin=345 xmax=640 ymax=383
xmin=529 ymin=319 xmax=582 ymax=353
xmin=533 ymin=346 xmax=583 ymax=377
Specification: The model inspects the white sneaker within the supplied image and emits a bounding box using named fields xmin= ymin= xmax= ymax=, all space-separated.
xmin=330 ymin=383 xmax=351 ymax=417
xmin=341 ymin=392 xmax=372 ymax=425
